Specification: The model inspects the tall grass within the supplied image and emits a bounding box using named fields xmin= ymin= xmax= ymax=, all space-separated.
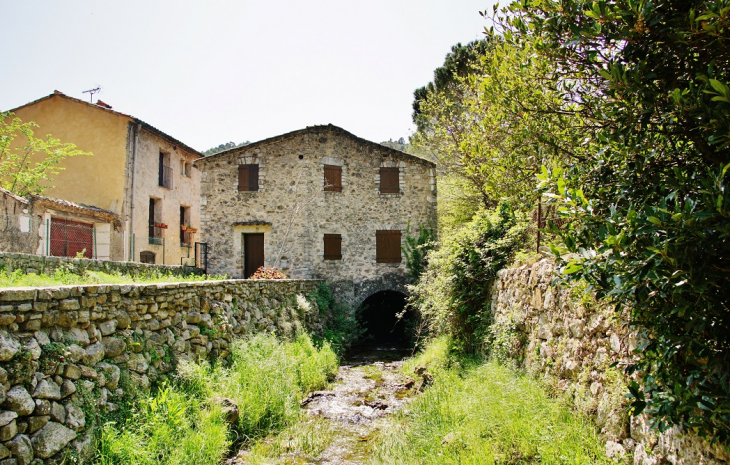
xmin=369 ymin=337 xmax=611 ymax=465
xmin=0 ymin=266 xmax=226 ymax=288
xmin=95 ymin=332 xmax=338 ymax=465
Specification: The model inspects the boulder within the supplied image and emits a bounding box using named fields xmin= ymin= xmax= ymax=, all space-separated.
xmin=101 ymin=337 xmax=126 ymax=358
xmin=64 ymin=404 xmax=85 ymax=432
xmin=60 ymin=380 xmax=76 ymax=399
xmin=82 ymin=342 xmax=105 ymax=366
xmin=0 ymin=419 xmax=16 ymax=441
xmin=0 ymin=334 xmax=20 ymax=362
xmin=50 ymin=403 xmax=65 ymax=424
xmin=3 ymin=387 xmax=34 ymax=416
xmin=0 ymin=411 xmax=17 ymax=427
xmin=30 ymin=422 xmax=77 ymax=459
xmin=8 ymin=434 xmax=32 ymax=465
xmin=27 ymin=415 xmax=49 ymax=434
xmin=32 ymin=380 xmax=61 ymax=400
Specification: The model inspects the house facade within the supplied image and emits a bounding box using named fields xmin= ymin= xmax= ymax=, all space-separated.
xmin=8 ymin=91 xmax=201 ymax=265
xmin=196 ymin=125 xmax=437 ymax=306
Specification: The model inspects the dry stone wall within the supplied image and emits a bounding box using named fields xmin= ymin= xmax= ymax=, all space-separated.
xmin=491 ymin=259 xmax=729 ymax=465
xmin=0 ymin=252 xmax=203 ymax=279
xmin=0 ymin=278 xmax=321 ymax=464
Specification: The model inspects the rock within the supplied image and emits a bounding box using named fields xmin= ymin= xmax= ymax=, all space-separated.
xmin=60 ymin=380 xmax=76 ymax=399
xmin=50 ymin=403 xmax=65 ymax=424
xmin=610 ymin=333 xmax=622 ymax=354
xmin=15 ymin=419 xmax=27 ymax=435
xmin=186 ymin=312 xmax=202 ymax=324
xmin=63 ymin=365 xmax=82 ymax=380
xmin=63 ymin=344 xmax=85 ymax=363
xmin=0 ymin=367 xmax=7 ymax=384
xmin=101 ymin=337 xmax=125 ymax=358
xmin=569 ymin=320 xmax=585 ymax=338
xmin=127 ymin=353 xmax=148 ymax=373
xmin=97 ymin=363 xmax=120 ymax=390
xmin=23 ymin=339 xmax=40 ymax=361
xmin=27 ymin=415 xmax=50 ymax=434
xmin=0 ymin=443 xmax=9 ymax=460
xmin=0 ymin=385 xmax=6 ymax=405
xmin=605 ymin=440 xmax=626 ymax=460
xmin=115 ymin=311 xmax=131 ymax=329
xmin=210 ymin=397 xmax=239 ymax=424
xmin=537 ymin=314 xmax=552 ymax=340
xmin=82 ymin=342 xmax=105 ymax=366
xmin=3 ymin=387 xmax=35 ymax=416
xmin=67 ymin=328 xmax=89 ymax=345
xmin=33 ymin=331 xmax=50 ymax=347
xmin=98 ymin=320 xmax=117 ymax=336
xmin=8 ymin=434 xmax=32 ymax=465
xmin=0 ymin=411 xmax=17 ymax=427
xmin=72 ymin=432 xmax=94 ymax=461
xmin=79 ymin=366 xmax=98 ymax=379
xmin=0 ymin=420 xmax=16 ymax=441
xmin=64 ymin=404 xmax=85 ymax=432
xmin=32 ymin=380 xmax=61 ymax=400
xmin=30 ymin=422 xmax=77 ymax=459
xmin=0 ymin=334 xmax=20 ymax=361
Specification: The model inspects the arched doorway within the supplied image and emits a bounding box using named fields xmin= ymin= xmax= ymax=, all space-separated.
xmin=359 ymin=290 xmax=412 ymax=343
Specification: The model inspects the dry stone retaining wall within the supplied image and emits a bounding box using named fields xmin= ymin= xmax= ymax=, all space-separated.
xmin=0 ymin=252 xmax=203 ymax=279
xmin=0 ymin=278 xmax=321 ymax=464
xmin=491 ymin=260 xmax=729 ymax=465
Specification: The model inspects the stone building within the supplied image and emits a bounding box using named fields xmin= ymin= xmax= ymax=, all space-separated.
xmin=7 ymin=91 xmax=202 ymax=265
xmin=196 ymin=124 xmax=437 ymax=307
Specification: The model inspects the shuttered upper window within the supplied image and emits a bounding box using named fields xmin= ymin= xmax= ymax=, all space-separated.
xmin=324 ymin=165 xmax=342 ymax=192
xmin=238 ymin=164 xmax=259 ymax=191
xmin=376 ymin=230 xmax=401 ymax=263
xmin=379 ymin=167 xmax=399 ymax=193
xmin=323 ymin=234 xmax=342 ymax=260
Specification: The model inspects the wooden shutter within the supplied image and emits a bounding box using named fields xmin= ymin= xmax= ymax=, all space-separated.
xmin=376 ymin=230 xmax=401 ymax=263
xmin=238 ymin=164 xmax=259 ymax=191
xmin=379 ymin=167 xmax=399 ymax=193
xmin=324 ymin=165 xmax=342 ymax=192
xmin=323 ymin=234 xmax=342 ymax=260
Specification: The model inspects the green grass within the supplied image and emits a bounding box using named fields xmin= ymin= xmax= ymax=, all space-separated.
xmin=0 ymin=266 xmax=226 ymax=288
xmin=368 ymin=337 xmax=611 ymax=465
xmin=94 ymin=332 xmax=338 ymax=465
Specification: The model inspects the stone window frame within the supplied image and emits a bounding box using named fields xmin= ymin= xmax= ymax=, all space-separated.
xmin=376 ymin=159 xmax=405 ymax=196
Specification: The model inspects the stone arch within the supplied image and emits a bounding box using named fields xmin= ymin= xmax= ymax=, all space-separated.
xmin=360 ymin=290 xmax=410 ymax=342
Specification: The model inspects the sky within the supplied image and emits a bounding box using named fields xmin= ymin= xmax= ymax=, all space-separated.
xmin=0 ymin=1 xmax=495 ymax=152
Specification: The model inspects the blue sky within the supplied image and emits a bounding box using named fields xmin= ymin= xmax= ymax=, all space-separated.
xmin=0 ymin=1 xmax=494 ymax=151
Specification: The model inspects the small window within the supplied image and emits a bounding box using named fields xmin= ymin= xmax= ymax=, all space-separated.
xmin=140 ymin=251 xmax=156 ymax=264
xmin=181 ymin=161 xmax=191 ymax=178
xmin=238 ymin=164 xmax=259 ymax=191
xmin=180 ymin=206 xmax=191 ymax=246
xmin=323 ymin=234 xmax=342 ymax=260
xmin=159 ymin=152 xmax=173 ymax=189
xmin=379 ymin=167 xmax=399 ymax=193
xmin=149 ymin=198 xmax=163 ymax=245
xmin=324 ymin=165 xmax=342 ymax=192
xmin=376 ymin=230 xmax=401 ymax=263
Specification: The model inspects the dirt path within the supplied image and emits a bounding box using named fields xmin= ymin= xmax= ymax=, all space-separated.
xmin=231 ymin=345 xmax=416 ymax=465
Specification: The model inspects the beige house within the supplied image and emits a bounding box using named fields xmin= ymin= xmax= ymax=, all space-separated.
xmin=8 ymin=91 xmax=202 ymax=265
xmin=196 ymin=124 xmax=437 ymax=307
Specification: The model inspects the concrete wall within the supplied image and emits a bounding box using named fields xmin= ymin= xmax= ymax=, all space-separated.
xmin=0 ymin=278 xmax=321 ymax=463
xmin=491 ymin=260 xmax=729 ymax=465
xmin=197 ymin=125 xmax=437 ymax=306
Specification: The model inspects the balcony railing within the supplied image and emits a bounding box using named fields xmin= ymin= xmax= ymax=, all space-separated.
xmin=159 ymin=165 xmax=173 ymax=189
xmin=148 ymin=236 xmax=163 ymax=246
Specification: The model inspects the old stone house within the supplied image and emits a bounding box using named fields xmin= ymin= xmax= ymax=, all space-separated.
xmin=195 ymin=124 xmax=437 ymax=307
xmin=7 ymin=91 xmax=202 ymax=265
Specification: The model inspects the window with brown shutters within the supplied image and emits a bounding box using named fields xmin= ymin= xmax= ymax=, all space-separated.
xmin=376 ymin=230 xmax=402 ymax=263
xmin=238 ymin=164 xmax=259 ymax=191
xmin=379 ymin=167 xmax=399 ymax=193
xmin=323 ymin=234 xmax=342 ymax=260
xmin=324 ymin=165 xmax=342 ymax=192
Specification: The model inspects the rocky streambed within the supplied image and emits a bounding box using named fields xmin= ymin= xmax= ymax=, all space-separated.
xmin=231 ymin=344 xmax=423 ymax=465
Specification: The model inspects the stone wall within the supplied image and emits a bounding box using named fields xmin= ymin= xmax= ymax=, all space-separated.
xmin=196 ymin=125 xmax=437 ymax=307
xmin=0 ymin=278 xmax=321 ymax=463
xmin=0 ymin=191 xmax=39 ymax=255
xmin=0 ymin=252 xmax=203 ymax=279
xmin=491 ymin=259 xmax=729 ymax=465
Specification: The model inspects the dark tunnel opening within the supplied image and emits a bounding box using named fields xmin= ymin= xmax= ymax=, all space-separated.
xmin=358 ymin=290 xmax=414 ymax=344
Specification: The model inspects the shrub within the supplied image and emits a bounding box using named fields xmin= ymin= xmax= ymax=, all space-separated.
xmin=309 ymin=282 xmax=363 ymax=355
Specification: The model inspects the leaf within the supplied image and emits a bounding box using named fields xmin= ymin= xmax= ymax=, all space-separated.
xmin=709 ymin=79 xmax=730 ymax=97
xmin=647 ymin=216 xmax=662 ymax=225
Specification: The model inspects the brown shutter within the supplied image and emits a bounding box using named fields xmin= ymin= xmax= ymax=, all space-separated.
xmin=376 ymin=230 xmax=401 ymax=263
xmin=324 ymin=165 xmax=342 ymax=192
xmin=323 ymin=234 xmax=342 ymax=260
xmin=249 ymin=164 xmax=259 ymax=191
xmin=238 ymin=164 xmax=259 ymax=191
xmin=238 ymin=165 xmax=249 ymax=191
xmin=380 ymin=167 xmax=399 ymax=193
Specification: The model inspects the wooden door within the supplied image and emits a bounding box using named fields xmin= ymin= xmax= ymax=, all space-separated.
xmin=50 ymin=218 xmax=93 ymax=258
xmin=244 ymin=233 xmax=265 ymax=278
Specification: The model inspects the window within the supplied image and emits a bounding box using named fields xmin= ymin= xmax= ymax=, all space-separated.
xmin=379 ymin=167 xmax=399 ymax=193
xmin=180 ymin=206 xmax=191 ymax=246
xmin=181 ymin=160 xmax=191 ymax=178
xmin=238 ymin=164 xmax=259 ymax=191
xmin=158 ymin=152 xmax=173 ymax=189
xmin=149 ymin=198 xmax=163 ymax=245
xmin=50 ymin=218 xmax=93 ymax=258
xmin=324 ymin=165 xmax=342 ymax=192
xmin=323 ymin=234 xmax=342 ymax=260
xmin=376 ymin=230 xmax=401 ymax=263
xmin=140 ymin=251 xmax=156 ymax=264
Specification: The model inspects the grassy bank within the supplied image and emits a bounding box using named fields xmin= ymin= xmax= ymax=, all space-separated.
xmin=94 ymin=333 xmax=338 ymax=465
xmin=369 ymin=338 xmax=610 ymax=465
xmin=0 ymin=267 xmax=225 ymax=287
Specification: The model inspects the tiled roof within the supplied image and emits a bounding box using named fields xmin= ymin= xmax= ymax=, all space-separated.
xmin=29 ymin=194 xmax=121 ymax=224
xmin=195 ymin=124 xmax=436 ymax=166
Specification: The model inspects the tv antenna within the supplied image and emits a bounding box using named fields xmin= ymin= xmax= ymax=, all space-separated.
xmin=82 ymin=86 xmax=101 ymax=103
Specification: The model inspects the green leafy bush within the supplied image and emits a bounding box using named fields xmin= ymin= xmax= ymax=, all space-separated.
xmin=411 ymin=203 xmax=527 ymax=353
xmin=309 ymin=282 xmax=363 ymax=355
xmin=402 ymin=222 xmax=436 ymax=280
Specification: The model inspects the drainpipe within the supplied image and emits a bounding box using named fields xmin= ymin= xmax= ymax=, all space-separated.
xmin=128 ymin=122 xmax=141 ymax=261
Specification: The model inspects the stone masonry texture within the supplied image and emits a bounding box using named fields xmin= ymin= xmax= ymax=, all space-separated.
xmin=491 ymin=259 xmax=729 ymax=465
xmin=0 ymin=278 xmax=322 ymax=463
xmin=196 ymin=125 xmax=437 ymax=307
